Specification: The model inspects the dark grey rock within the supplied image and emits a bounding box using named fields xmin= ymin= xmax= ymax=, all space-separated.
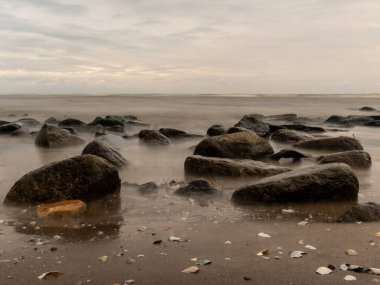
xmin=207 ymin=125 xmax=226 ymax=137
xmin=35 ymin=124 xmax=84 ymax=148
xmin=175 ymin=179 xmax=222 ymax=197
xmin=235 ymin=114 xmax=270 ymax=137
xmin=139 ymin=130 xmax=171 ymax=145
xmin=317 ymin=150 xmax=371 ymax=169
xmin=231 ymin=163 xmax=359 ymax=204
xmin=10 ymin=127 xmax=30 ymax=137
xmin=159 ymin=128 xmax=201 ymax=138
xmin=336 ymin=202 xmax=380 ymax=222
xmin=16 ymin=118 xmax=40 ymax=127
xmin=193 ymin=132 xmax=274 ymax=160
xmin=82 ymin=140 xmax=127 ymax=167
xmin=45 ymin=117 xmax=59 ymax=125
xmin=4 ymin=154 xmax=121 ymax=205
xmin=360 ymin=106 xmax=377 ymax=112
xmin=185 ymin=155 xmax=291 ymax=178
xmin=270 ymin=149 xmax=308 ymax=161
xmin=88 ymin=117 xmax=124 ymax=127
xmin=271 ymin=129 xmax=314 ymax=143
xmin=0 ymin=123 xmax=21 ymax=134
xmin=266 ymin=114 xmax=298 ymax=121
xmin=226 ymin=126 xmax=252 ymax=134
xmin=58 ymin=118 xmax=87 ymax=127
xmin=293 ymin=136 xmax=363 ymax=152
xmin=138 ymin=182 xmax=159 ymax=195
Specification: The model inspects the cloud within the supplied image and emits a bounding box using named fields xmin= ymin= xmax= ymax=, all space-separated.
xmin=0 ymin=0 xmax=380 ymax=94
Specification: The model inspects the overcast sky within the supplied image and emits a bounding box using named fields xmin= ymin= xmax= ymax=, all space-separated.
xmin=0 ymin=0 xmax=380 ymax=94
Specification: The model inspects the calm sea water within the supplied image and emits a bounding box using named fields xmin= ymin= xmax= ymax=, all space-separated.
xmin=0 ymin=94 xmax=379 ymax=226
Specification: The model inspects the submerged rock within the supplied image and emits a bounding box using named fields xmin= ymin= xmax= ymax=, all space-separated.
xmin=294 ymin=136 xmax=363 ymax=152
xmin=336 ymin=202 xmax=380 ymax=222
xmin=35 ymin=124 xmax=84 ymax=148
xmin=37 ymin=200 xmax=87 ymax=218
xmin=58 ymin=118 xmax=87 ymax=128
xmin=235 ymin=114 xmax=270 ymax=137
xmin=0 ymin=123 xmax=21 ymax=134
xmin=175 ymin=179 xmax=222 ymax=197
xmin=137 ymin=182 xmax=159 ymax=195
xmin=231 ymin=163 xmax=359 ymax=204
xmin=4 ymin=154 xmax=121 ymax=205
xmin=271 ymin=129 xmax=314 ymax=143
xmin=17 ymin=118 xmax=40 ymax=127
xmin=207 ymin=125 xmax=226 ymax=137
xmin=88 ymin=117 xmax=124 ymax=128
xmin=270 ymin=149 xmax=308 ymax=161
xmin=139 ymin=130 xmax=171 ymax=145
xmin=360 ymin=106 xmax=377 ymax=112
xmin=193 ymin=132 xmax=274 ymax=160
xmin=82 ymin=140 xmax=127 ymax=167
xmin=185 ymin=155 xmax=291 ymax=178
xmin=266 ymin=113 xmax=298 ymax=121
xmin=280 ymin=124 xmax=326 ymax=133
xmin=226 ymin=126 xmax=252 ymax=134
xmin=318 ymin=150 xmax=371 ymax=169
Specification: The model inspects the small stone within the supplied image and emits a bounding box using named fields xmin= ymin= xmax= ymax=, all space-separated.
xmin=224 ymin=241 xmax=232 ymax=245
xmin=298 ymin=221 xmax=309 ymax=226
xmin=345 ymin=249 xmax=359 ymax=256
xmin=316 ymin=267 xmax=333 ymax=275
xmin=290 ymin=251 xmax=307 ymax=258
xmin=282 ymin=209 xmax=295 ymax=214
xmin=258 ymin=232 xmax=271 ymax=238
xmin=98 ymin=256 xmax=108 ymax=262
xmin=243 ymin=276 xmax=251 ymax=281
xmin=344 ymin=275 xmax=357 ymax=281
xmin=182 ymin=266 xmax=199 ymax=273
xmin=305 ymin=245 xmax=316 ymax=250
xmin=153 ymin=240 xmax=162 ymax=245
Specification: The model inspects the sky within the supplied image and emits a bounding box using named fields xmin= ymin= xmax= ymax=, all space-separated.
xmin=0 ymin=0 xmax=380 ymax=94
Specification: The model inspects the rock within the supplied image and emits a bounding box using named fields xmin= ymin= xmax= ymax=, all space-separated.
xmin=193 ymin=132 xmax=274 ymax=160
xmin=207 ymin=125 xmax=226 ymax=137
xmin=174 ymin=179 xmax=222 ymax=197
xmin=280 ymin=124 xmax=326 ymax=133
xmin=0 ymin=123 xmax=21 ymax=134
xmin=266 ymin=123 xmax=285 ymax=133
xmin=62 ymin=127 xmax=76 ymax=134
xmin=82 ymin=140 xmax=127 ymax=167
xmin=226 ymin=126 xmax=253 ymax=134
xmin=0 ymin=120 xmax=10 ymax=126
xmin=4 ymin=154 xmax=121 ymax=205
xmin=16 ymin=118 xmax=40 ymax=127
xmin=271 ymin=129 xmax=314 ymax=143
xmin=184 ymin=155 xmax=291 ymax=178
xmin=10 ymin=127 xmax=30 ymax=137
xmin=159 ymin=128 xmax=201 ymax=138
xmin=270 ymin=149 xmax=308 ymax=161
xmin=139 ymin=130 xmax=171 ymax=145
xmin=318 ymin=150 xmax=371 ymax=169
xmin=88 ymin=117 xmax=124 ymax=127
xmin=325 ymin=115 xmax=375 ymax=126
xmin=231 ymin=163 xmax=359 ymax=204
xmin=104 ymin=125 xmax=124 ymax=133
xmin=137 ymin=182 xmax=159 ymax=195
xmin=336 ymin=202 xmax=380 ymax=222
xmin=360 ymin=106 xmax=377 ymax=112
xmin=363 ymin=121 xmax=380 ymax=127
xmin=235 ymin=114 xmax=270 ymax=137
xmin=97 ymin=134 xmax=126 ymax=149
xmin=58 ymin=118 xmax=87 ymax=127
xmin=37 ymin=200 xmax=87 ymax=218
xmin=35 ymin=124 xmax=85 ymax=148
xmin=294 ymin=136 xmax=363 ymax=152
xmin=266 ymin=114 xmax=298 ymax=121
xmin=45 ymin=117 xmax=59 ymax=125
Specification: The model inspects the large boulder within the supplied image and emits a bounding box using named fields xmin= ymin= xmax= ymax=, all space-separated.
xmin=231 ymin=163 xmax=359 ymax=204
xmin=82 ymin=140 xmax=127 ymax=167
xmin=318 ymin=150 xmax=371 ymax=169
xmin=139 ymin=130 xmax=171 ymax=145
xmin=235 ymin=114 xmax=270 ymax=137
xmin=336 ymin=202 xmax=380 ymax=222
xmin=193 ymin=132 xmax=274 ymax=160
xmin=293 ymin=136 xmax=363 ymax=152
xmin=35 ymin=124 xmax=84 ymax=148
xmin=271 ymin=129 xmax=314 ymax=143
xmin=4 ymin=154 xmax=121 ymax=205
xmin=184 ymin=155 xmax=291 ymax=178
xmin=174 ymin=179 xmax=222 ymax=197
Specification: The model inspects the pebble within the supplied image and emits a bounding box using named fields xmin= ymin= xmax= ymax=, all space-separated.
xmin=182 ymin=266 xmax=199 ymax=273
xmin=345 ymin=249 xmax=358 ymax=256
xmin=257 ymin=233 xmax=271 ymax=238
xmin=344 ymin=275 xmax=356 ymax=281
xmin=316 ymin=267 xmax=333 ymax=275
